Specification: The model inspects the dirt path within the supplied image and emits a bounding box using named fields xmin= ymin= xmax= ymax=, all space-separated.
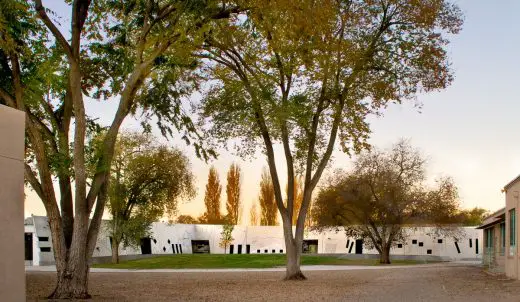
xmin=27 ymin=266 xmax=520 ymax=301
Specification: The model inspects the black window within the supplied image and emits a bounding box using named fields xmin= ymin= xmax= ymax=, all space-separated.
xmin=264 ymin=249 xmax=268 ymax=253
xmin=229 ymin=245 xmax=234 ymax=254
xmin=412 ymin=240 xmax=417 ymax=244
xmin=238 ymin=244 xmax=242 ymax=254
xmin=257 ymin=249 xmax=261 ymax=253
xmin=469 ymin=238 xmax=472 ymax=248
xmin=280 ymin=249 xmax=283 ymax=253
xmin=246 ymin=245 xmax=251 ymax=254
xmin=40 ymin=247 xmax=51 ymax=252
xmin=397 ymin=244 xmax=403 ymax=248
xmin=427 ymin=249 xmax=432 ymax=254
xmin=272 ymin=249 xmax=276 ymax=253
xmin=437 ymin=239 xmax=443 ymax=244
xmin=418 ymin=242 xmax=423 ymax=247
xmin=38 ymin=237 xmax=49 ymax=242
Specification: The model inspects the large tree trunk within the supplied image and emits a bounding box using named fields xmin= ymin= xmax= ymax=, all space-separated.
xmin=283 ymin=220 xmax=306 ymax=280
xmin=380 ymin=245 xmax=391 ymax=264
xmin=112 ymin=238 xmax=120 ymax=264
xmin=50 ymin=262 xmax=90 ymax=299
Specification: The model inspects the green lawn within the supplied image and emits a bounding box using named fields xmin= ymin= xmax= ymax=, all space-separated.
xmin=93 ymin=254 xmax=430 ymax=269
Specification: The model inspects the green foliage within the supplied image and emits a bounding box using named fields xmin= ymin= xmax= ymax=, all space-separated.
xmin=199 ymin=166 xmax=223 ymax=224
xmin=456 ymin=207 xmax=489 ymax=226
xmin=107 ymin=131 xmax=195 ymax=249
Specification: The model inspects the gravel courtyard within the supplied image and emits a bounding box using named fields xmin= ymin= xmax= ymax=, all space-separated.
xmin=27 ymin=265 xmax=520 ymax=301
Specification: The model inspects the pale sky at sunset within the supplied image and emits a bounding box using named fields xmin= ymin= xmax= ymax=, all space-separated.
xmin=24 ymin=0 xmax=520 ymax=224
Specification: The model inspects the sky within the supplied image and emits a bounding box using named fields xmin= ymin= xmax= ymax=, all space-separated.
xmin=24 ymin=0 xmax=520 ymax=223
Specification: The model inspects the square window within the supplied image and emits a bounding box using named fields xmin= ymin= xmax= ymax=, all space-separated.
xmin=437 ymin=239 xmax=443 ymax=244
xmin=412 ymin=240 xmax=417 ymax=244
xmin=418 ymin=242 xmax=424 ymax=247
xmin=280 ymin=249 xmax=283 ymax=253
xmin=257 ymin=249 xmax=261 ymax=253
xmin=427 ymin=249 xmax=432 ymax=254
xmin=38 ymin=237 xmax=49 ymax=242
xmin=397 ymin=244 xmax=403 ymax=248
xmin=264 ymin=249 xmax=268 ymax=253
xmin=272 ymin=249 xmax=276 ymax=253
xmin=41 ymin=247 xmax=51 ymax=252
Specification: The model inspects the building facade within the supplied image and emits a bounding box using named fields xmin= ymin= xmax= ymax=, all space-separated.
xmin=478 ymin=175 xmax=520 ymax=279
xmin=25 ymin=216 xmax=482 ymax=266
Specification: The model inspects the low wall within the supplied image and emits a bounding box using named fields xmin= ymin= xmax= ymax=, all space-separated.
xmin=91 ymin=254 xmax=161 ymax=265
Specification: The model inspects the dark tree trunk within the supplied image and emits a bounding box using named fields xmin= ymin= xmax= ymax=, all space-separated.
xmin=380 ymin=245 xmax=391 ymax=264
xmin=111 ymin=238 xmax=120 ymax=264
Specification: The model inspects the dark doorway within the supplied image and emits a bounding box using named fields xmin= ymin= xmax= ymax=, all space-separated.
xmin=246 ymin=244 xmax=251 ymax=254
xmin=355 ymin=239 xmax=363 ymax=254
xmin=229 ymin=244 xmax=234 ymax=254
xmin=24 ymin=233 xmax=33 ymax=261
xmin=191 ymin=240 xmax=210 ymax=254
xmin=140 ymin=238 xmax=152 ymax=254
xmin=237 ymin=244 xmax=242 ymax=254
xmin=302 ymin=240 xmax=318 ymax=253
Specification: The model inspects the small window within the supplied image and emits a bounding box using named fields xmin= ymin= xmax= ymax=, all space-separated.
xmin=167 ymin=239 xmax=171 ymax=244
xmin=469 ymin=238 xmax=472 ymax=248
xmin=40 ymin=247 xmax=51 ymax=252
xmin=412 ymin=240 xmax=417 ymax=244
xmin=280 ymin=249 xmax=283 ymax=253
xmin=437 ymin=239 xmax=443 ymax=244
xmin=272 ymin=249 xmax=276 ymax=253
xmin=38 ymin=237 xmax=49 ymax=242
xmin=427 ymin=249 xmax=432 ymax=254
xmin=397 ymin=244 xmax=403 ymax=248
xmin=264 ymin=249 xmax=268 ymax=253
xmin=418 ymin=242 xmax=423 ymax=247
xmin=257 ymin=249 xmax=261 ymax=253
xmin=163 ymin=246 xmax=166 ymax=252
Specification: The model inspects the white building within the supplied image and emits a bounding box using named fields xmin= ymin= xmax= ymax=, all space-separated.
xmin=24 ymin=216 xmax=482 ymax=266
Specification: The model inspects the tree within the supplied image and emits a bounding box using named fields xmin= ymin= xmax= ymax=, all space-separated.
xmin=107 ymin=132 xmax=195 ymax=264
xmin=200 ymin=166 xmax=223 ymax=224
xmin=313 ymin=140 xmax=462 ymax=264
xmin=259 ymin=168 xmax=278 ymax=226
xmin=176 ymin=215 xmax=198 ymax=224
xmin=219 ymin=224 xmax=234 ymax=253
xmin=225 ymin=163 xmax=241 ymax=224
xmin=198 ymin=0 xmax=463 ymax=279
xmin=456 ymin=207 xmax=489 ymax=226
xmin=250 ymin=202 xmax=259 ymax=226
xmin=0 ymin=0 xmax=239 ymax=297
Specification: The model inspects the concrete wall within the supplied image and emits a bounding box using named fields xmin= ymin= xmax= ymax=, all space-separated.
xmin=505 ymin=179 xmax=520 ymax=279
xmin=0 ymin=105 xmax=25 ymax=301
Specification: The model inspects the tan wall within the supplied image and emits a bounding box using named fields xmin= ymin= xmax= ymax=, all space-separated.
xmin=0 ymin=105 xmax=26 ymax=301
xmin=505 ymin=180 xmax=520 ymax=279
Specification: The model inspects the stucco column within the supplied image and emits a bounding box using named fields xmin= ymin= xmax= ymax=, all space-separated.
xmin=0 ymin=105 xmax=26 ymax=301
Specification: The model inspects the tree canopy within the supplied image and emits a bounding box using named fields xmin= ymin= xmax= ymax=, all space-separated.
xmin=313 ymin=140 xmax=463 ymax=264
xmin=106 ymin=132 xmax=195 ymax=263
xmin=197 ymin=0 xmax=463 ymax=278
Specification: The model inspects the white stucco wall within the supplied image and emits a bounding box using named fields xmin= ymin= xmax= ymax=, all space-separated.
xmin=25 ymin=216 xmax=482 ymax=265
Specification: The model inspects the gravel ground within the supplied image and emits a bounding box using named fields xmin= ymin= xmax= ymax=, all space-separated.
xmin=27 ymin=265 xmax=520 ymax=301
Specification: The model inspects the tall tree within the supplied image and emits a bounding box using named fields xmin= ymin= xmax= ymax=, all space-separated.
xmin=313 ymin=141 xmax=462 ymax=264
xmin=225 ymin=163 xmax=241 ymax=224
xmin=259 ymin=168 xmax=278 ymax=226
xmin=0 ymin=0 xmax=239 ymax=297
xmin=249 ymin=202 xmax=259 ymax=226
xmin=199 ymin=0 xmax=462 ymax=279
xmin=456 ymin=207 xmax=489 ymax=226
xmin=107 ymin=132 xmax=195 ymax=264
xmin=200 ymin=166 xmax=223 ymax=224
